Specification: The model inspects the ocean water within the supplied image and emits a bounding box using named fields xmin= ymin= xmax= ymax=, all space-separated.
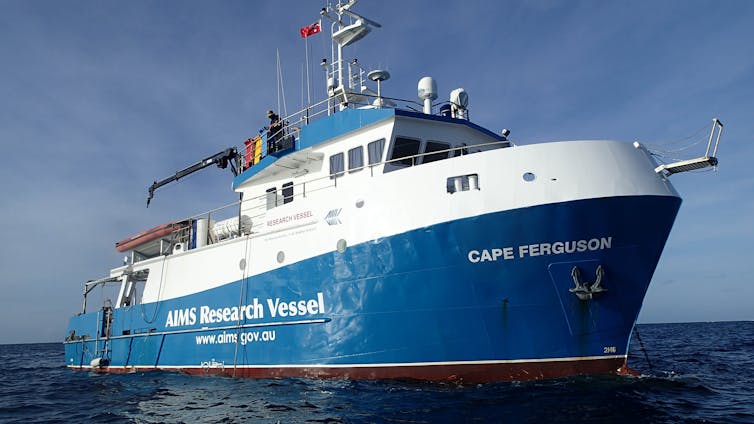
xmin=1 ymin=322 xmax=752 ymax=423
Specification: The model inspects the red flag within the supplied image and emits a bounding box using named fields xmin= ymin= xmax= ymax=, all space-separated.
xmin=300 ymin=21 xmax=321 ymax=38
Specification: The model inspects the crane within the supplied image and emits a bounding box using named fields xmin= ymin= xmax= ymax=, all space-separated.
xmin=146 ymin=147 xmax=240 ymax=207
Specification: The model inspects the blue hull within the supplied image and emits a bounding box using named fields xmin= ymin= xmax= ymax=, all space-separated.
xmin=65 ymin=195 xmax=680 ymax=381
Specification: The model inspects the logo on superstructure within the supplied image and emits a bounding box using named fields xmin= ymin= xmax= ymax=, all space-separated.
xmin=325 ymin=208 xmax=342 ymax=225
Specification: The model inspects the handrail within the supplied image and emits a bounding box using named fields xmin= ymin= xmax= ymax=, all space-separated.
xmin=233 ymin=92 xmax=459 ymax=169
xmin=117 ymin=137 xmax=511 ymax=265
xmin=184 ymin=139 xmax=512 ymax=239
xmin=654 ymin=117 xmax=724 ymax=177
xmin=705 ymin=118 xmax=723 ymax=158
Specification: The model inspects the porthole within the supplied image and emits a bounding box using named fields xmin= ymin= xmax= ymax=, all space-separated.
xmin=523 ymin=172 xmax=536 ymax=182
xmin=239 ymin=258 xmax=247 ymax=270
xmin=276 ymin=251 xmax=285 ymax=263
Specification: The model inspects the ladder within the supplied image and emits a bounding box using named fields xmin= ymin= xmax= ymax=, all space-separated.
xmin=655 ymin=118 xmax=723 ymax=176
xmin=95 ymin=304 xmax=113 ymax=357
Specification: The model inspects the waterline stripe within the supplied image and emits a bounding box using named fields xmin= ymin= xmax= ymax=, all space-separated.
xmin=69 ymin=354 xmax=626 ymax=370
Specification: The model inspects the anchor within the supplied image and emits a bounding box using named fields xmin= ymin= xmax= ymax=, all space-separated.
xmin=569 ymin=265 xmax=606 ymax=300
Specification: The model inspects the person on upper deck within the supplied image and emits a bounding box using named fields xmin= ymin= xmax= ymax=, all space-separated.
xmin=266 ymin=110 xmax=282 ymax=153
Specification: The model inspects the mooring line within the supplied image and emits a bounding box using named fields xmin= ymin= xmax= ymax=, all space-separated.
xmin=633 ymin=325 xmax=654 ymax=371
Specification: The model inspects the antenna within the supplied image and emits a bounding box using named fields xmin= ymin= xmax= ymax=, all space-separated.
xmin=320 ymin=0 xmax=381 ymax=108
xmin=276 ymin=50 xmax=288 ymax=117
xmin=368 ymin=69 xmax=390 ymax=107
xmin=340 ymin=9 xmax=382 ymax=28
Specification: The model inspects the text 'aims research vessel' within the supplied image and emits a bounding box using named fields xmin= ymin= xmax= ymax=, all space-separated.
xmin=64 ymin=1 xmax=724 ymax=382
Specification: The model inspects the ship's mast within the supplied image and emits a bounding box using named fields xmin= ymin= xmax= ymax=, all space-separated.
xmin=320 ymin=0 xmax=381 ymax=112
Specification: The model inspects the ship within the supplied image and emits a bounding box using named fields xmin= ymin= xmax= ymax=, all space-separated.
xmin=64 ymin=1 xmax=723 ymax=382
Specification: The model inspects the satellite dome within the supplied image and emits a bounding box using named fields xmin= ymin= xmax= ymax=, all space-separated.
xmin=417 ymin=77 xmax=438 ymax=100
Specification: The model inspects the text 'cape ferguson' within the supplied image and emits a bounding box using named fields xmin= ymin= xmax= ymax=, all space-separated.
xmin=467 ymin=236 xmax=613 ymax=263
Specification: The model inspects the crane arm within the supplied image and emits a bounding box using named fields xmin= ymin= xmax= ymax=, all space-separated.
xmin=147 ymin=147 xmax=239 ymax=207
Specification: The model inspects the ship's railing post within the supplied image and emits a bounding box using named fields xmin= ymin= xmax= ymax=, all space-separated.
xmin=207 ymin=139 xmax=511 ymax=241
xmin=94 ymin=308 xmax=101 ymax=350
xmin=236 ymin=194 xmax=243 ymax=238
xmin=705 ymin=119 xmax=715 ymax=157
xmin=82 ymin=283 xmax=88 ymax=315
xmin=207 ymin=211 xmax=212 ymax=244
xmin=706 ymin=118 xmax=723 ymax=158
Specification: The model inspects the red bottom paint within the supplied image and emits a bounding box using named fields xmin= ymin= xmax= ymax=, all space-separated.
xmin=71 ymin=357 xmax=628 ymax=383
xmin=616 ymin=364 xmax=641 ymax=376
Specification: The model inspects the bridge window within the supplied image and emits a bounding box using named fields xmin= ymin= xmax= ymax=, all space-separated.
xmin=348 ymin=146 xmax=364 ymax=173
xmin=453 ymin=143 xmax=469 ymax=157
xmin=367 ymin=138 xmax=385 ymax=165
xmin=422 ymin=141 xmax=451 ymax=164
xmin=385 ymin=137 xmax=421 ymax=172
xmin=329 ymin=152 xmax=344 ymax=179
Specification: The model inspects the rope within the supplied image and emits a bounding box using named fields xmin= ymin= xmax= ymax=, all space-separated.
xmin=667 ymin=122 xmax=708 ymax=145
xmin=140 ymin=256 xmax=167 ymax=324
xmin=632 ymin=325 xmax=653 ymax=371
xmin=648 ymin=135 xmax=708 ymax=155
xmin=232 ymin=233 xmax=252 ymax=377
xmin=644 ymin=121 xmax=712 ymax=163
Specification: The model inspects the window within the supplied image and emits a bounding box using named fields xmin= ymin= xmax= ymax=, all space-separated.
xmin=422 ymin=141 xmax=451 ymax=164
xmin=329 ymin=152 xmax=344 ymax=179
xmin=266 ymin=187 xmax=277 ymax=210
xmin=367 ymin=138 xmax=385 ymax=165
xmin=282 ymin=182 xmax=294 ymax=204
xmin=385 ymin=137 xmax=421 ymax=172
xmin=453 ymin=143 xmax=469 ymax=157
xmin=447 ymin=174 xmax=480 ymax=193
xmin=348 ymin=146 xmax=364 ymax=173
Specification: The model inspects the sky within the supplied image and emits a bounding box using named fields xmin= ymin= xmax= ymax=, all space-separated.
xmin=0 ymin=0 xmax=752 ymax=343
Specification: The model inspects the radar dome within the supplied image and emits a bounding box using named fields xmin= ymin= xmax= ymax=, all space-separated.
xmin=417 ymin=77 xmax=438 ymax=100
xmin=450 ymin=88 xmax=468 ymax=108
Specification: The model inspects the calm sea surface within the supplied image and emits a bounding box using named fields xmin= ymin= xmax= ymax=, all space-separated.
xmin=1 ymin=322 xmax=752 ymax=423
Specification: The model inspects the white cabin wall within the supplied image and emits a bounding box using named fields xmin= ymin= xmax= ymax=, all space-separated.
xmin=235 ymin=140 xmax=677 ymax=290
xmin=123 ymin=138 xmax=677 ymax=305
xmin=238 ymin=120 xmax=396 ymax=235
xmin=138 ymin=237 xmax=249 ymax=304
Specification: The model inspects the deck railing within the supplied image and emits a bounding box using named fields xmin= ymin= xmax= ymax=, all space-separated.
xmin=80 ymin=138 xmax=511 ymax=311
xmin=234 ymin=92 xmax=453 ymax=170
xmin=157 ymin=139 xmax=511 ymax=256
